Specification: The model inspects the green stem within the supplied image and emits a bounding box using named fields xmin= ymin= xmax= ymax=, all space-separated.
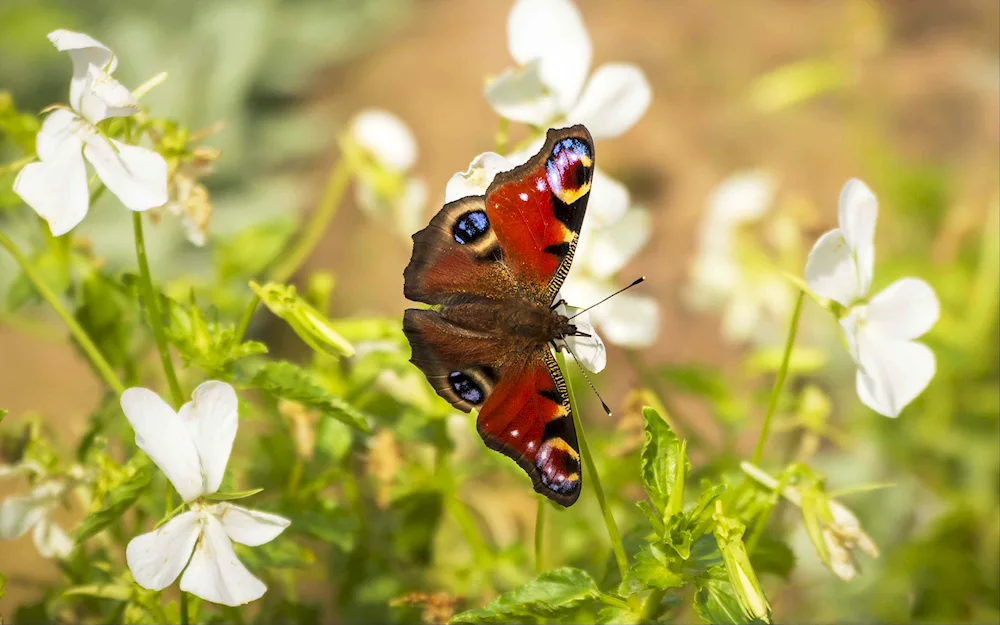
xmin=272 ymin=158 xmax=352 ymax=284
xmin=0 ymin=230 xmax=125 ymax=396
xmin=750 ymin=290 xmax=804 ymax=465
xmin=180 ymin=589 xmax=189 ymax=625
xmin=235 ymin=158 xmax=352 ymax=342
xmin=556 ymin=352 xmax=629 ymax=580
xmin=535 ymin=496 xmax=546 ymax=573
xmin=132 ymin=212 xmax=184 ymax=407
xmin=639 ymin=588 xmax=666 ymax=621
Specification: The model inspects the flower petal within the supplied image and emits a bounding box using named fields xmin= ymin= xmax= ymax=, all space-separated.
xmin=0 ymin=494 xmax=48 ymax=540
xmin=78 ymin=65 xmax=139 ymax=125
xmin=587 ymin=168 xmax=630 ymax=228
xmin=83 ymin=136 xmax=168 ymax=211
xmin=805 ymin=229 xmax=863 ymax=306
xmin=47 ymin=30 xmax=117 ymax=111
xmin=13 ymin=135 xmax=89 ymax=236
xmin=559 ymin=307 xmax=607 ymax=373
xmin=507 ymin=0 xmax=592 ymax=110
xmin=349 ymin=109 xmax=417 ymax=172
xmin=485 ymin=61 xmax=559 ymax=125
xmin=178 ymin=381 xmax=238 ymax=496
xmin=838 ymin=178 xmax=877 ymax=294
xmin=180 ymin=513 xmax=266 ymax=607
xmin=581 ymin=207 xmax=650 ymax=279
xmin=125 ymin=510 xmax=200 ymax=591
xmin=866 ymin=278 xmax=939 ymax=341
xmin=444 ymin=152 xmax=515 ymax=202
xmin=854 ymin=332 xmax=935 ymax=418
xmin=121 ymin=387 xmax=204 ymax=502
xmin=212 ymin=503 xmax=290 ymax=547
xmin=35 ymin=109 xmax=86 ymax=162
xmin=33 ymin=518 xmax=74 ymax=559
xmin=567 ymin=63 xmax=651 ymax=139
xmin=707 ymin=170 xmax=774 ymax=226
xmin=592 ymin=291 xmax=659 ymax=347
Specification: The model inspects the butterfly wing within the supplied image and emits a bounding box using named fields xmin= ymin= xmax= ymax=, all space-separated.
xmin=404 ymin=125 xmax=594 ymax=305
xmin=403 ymin=310 xmax=582 ymax=506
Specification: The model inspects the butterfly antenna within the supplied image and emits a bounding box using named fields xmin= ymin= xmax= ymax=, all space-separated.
xmin=566 ymin=276 xmax=645 ymax=321
xmin=560 ymin=342 xmax=613 ymax=416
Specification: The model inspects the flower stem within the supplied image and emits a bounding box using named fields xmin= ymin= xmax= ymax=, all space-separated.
xmin=180 ymin=589 xmax=189 ymax=625
xmin=0 ymin=230 xmax=125 ymax=396
xmin=535 ymin=496 xmax=546 ymax=573
xmin=235 ymin=158 xmax=352 ymax=341
xmin=272 ymin=158 xmax=353 ymax=284
xmin=556 ymin=351 xmax=629 ymax=580
xmin=751 ymin=290 xmax=805 ymax=465
xmin=132 ymin=212 xmax=184 ymax=407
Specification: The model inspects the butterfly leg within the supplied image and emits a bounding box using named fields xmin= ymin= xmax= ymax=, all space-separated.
xmin=549 ymin=298 xmax=567 ymax=310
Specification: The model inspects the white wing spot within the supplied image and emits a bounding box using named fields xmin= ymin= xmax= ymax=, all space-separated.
xmin=519 ymin=192 xmax=529 ymax=202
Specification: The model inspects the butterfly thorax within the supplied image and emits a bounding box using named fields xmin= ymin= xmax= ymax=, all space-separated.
xmin=441 ymin=299 xmax=576 ymax=346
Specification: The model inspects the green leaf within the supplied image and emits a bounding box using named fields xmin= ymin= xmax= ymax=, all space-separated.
xmin=640 ymin=407 xmax=689 ymax=513
xmin=636 ymin=500 xmax=665 ymax=536
xmin=392 ymin=491 xmax=443 ymax=566
xmin=663 ymin=513 xmax=695 ymax=560
xmin=449 ymin=567 xmax=601 ymax=624
xmin=204 ymin=488 xmax=263 ymax=501
xmin=596 ymin=605 xmax=639 ymax=624
xmin=694 ymin=570 xmax=760 ymax=625
xmin=63 ymin=583 xmax=132 ymax=602
xmin=7 ymin=246 xmax=71 ymax=311
xmin=292 ymin=503 xmax=358 ymax=552
xmin=76 ymin=465 xmax=151 ymax=543
xmin=622 ymin=544 xmax=684 ymax=596
xmin=246 ymin=360 xmax=372 ymax=432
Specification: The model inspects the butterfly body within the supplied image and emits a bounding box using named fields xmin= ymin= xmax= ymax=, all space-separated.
xmin=403 ymin=126 xmax=595 ymax=506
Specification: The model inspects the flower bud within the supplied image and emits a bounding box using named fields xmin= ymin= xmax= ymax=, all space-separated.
xmin=714 ymin=504 xmax=771 ymax=623
xmin=250 ymin=281 xmax=355 ymax=358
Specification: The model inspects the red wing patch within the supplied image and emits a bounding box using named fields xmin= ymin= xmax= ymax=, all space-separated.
xmin=485 ymin=126 xmax=594 ymax=300
xmin=476 ymin=350 xmax=582 ymax=506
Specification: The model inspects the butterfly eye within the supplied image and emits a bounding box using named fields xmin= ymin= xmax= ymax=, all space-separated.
xmin=452 ymin=210 xmax=490 ymax=245
xmin=448 ymin=371 xmax=485 ymax=405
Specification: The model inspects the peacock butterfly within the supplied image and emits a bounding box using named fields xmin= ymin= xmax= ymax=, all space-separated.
xmin=403 ymin=125 xmax=595 ymax=507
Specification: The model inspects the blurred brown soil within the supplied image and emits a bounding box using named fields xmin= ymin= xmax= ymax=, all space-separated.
xmin=1 ymin=0 xmax=997 ymax=613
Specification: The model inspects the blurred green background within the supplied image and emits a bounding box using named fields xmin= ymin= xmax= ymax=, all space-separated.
xmin=1 ymin=0 xmax=997 ymax=622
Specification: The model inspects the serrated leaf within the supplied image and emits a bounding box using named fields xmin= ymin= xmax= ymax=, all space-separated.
xmin=204 ymin=488 xmax=263 ymax=501
xmin=449 ymin=567 xmax=601 ymax=624
xmin=76 ymin=466 xmax=150 ymax=542
xmin=636 ymin=500 xmax=665 ymax=537
xmin=246 ymin=360 xmax=372 ymax=432
xmin=640 ymin=407 xmax=689 ymax=513
xmin=622 ymin=544 xmax=684 ymax=596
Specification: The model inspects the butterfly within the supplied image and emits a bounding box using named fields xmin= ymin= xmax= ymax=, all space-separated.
xmin=403 ymin=125 xmax=596 ymax=506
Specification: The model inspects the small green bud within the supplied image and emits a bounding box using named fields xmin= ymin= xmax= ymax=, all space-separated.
xmin=713 ymin=503 xmax=772 ymax=623
xmin=250 ymin=281 xmax=355 ymax=358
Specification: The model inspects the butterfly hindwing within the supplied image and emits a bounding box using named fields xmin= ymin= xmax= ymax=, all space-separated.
xmin=404 ymin=308 xmax=582 ymax=506
xmin=476 ymin=350 xmax=582 ymax=506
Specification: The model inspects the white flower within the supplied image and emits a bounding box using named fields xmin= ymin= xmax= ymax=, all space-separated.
xmin=686 ymin=171 xmax=795 ymax=343
xmin=741 ymin=462 xmax=879 ymax=582
xmin=13 ymin=30 xmax=168 ymax=236
xmin=805 ymin=179 xmax=939 ymax=417
xmin=445 ymin=152 xmax=655 ymax=352
xmin=121 ymin=382 xmax=290 ymax=607
xmin=486 ymin=0 xmax=651 ymax=140
xmin=347 ymin=109 xmax=427 ymax=238
xmin=0 ymin=479 xmax=74 ymax=559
